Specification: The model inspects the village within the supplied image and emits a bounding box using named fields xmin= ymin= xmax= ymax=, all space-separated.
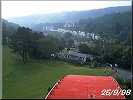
xmin=41 ymin=22 xmax=100 ymax=40
xmin=36 ymin=22 xmax=101 ymax=64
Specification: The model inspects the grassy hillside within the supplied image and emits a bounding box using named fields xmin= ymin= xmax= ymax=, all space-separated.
xmin=3 ymin=47 xmax=112 ymax=99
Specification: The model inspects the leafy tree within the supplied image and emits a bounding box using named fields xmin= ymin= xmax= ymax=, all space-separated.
xmin=2 ymin=19 xmax=19 ymax=45
xmin=78 ymin=43 xmax=98 ymax=56
xmin=63 ymin=32 xmax=74 ymax=48
xmin=35 ymin=35 xmax=63 ymax=59
xmin=9 ymin=27 xmax=35 ymax=63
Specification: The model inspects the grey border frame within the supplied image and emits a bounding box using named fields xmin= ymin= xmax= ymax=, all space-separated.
xmin=0 ymin=0 xmax=2 ymax=99
xmin=0 ymin=0 xmax=132 ymax=99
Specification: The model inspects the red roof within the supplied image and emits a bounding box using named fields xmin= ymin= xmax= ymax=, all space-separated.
xmin=45 ymin=75 xmax=125 ymax=99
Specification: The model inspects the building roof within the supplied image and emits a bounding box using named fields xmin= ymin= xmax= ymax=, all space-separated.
xmin=68 ymin=51 xmax=92 ymax=58
xmin=45 ymin=75 xmax=125 ymax=99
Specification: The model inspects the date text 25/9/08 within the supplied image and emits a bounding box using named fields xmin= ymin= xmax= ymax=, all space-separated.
xmin=101 ymin=89 xmax=131 ymax=96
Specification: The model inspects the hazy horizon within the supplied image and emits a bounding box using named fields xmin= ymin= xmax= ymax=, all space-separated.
xmin=2 ymin=1 xmax=131 ymax=19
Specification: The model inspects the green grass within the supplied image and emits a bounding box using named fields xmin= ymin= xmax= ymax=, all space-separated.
xmin=3 ymin=47 xmax=112 ymax=99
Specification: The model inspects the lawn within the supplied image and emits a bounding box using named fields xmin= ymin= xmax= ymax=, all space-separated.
xmin=3 ymin=47 xmax=112 ymax=99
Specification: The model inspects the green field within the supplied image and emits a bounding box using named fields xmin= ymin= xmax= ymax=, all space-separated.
xmin=3 ymin=47 xmax=112 ymax=99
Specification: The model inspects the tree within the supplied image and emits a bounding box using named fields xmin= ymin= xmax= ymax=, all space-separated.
xmin=2 ymin=19 xmax=19 ymax=45
xmin=9 ymin=27 xmax=35 ymax=63
xmin=63 ymin=32 xmax=74 ymax=48
xmin=78 ymin=43 xmax=98 ymax=55
xmin=35 ymin=35 xmax=63 ymax=59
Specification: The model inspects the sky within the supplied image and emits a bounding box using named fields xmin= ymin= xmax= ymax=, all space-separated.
xmin=2 ymin=1 xmax=132 ymax=19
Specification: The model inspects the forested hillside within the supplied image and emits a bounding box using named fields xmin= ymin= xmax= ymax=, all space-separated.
xmin=77 ymin=10 xmax=132 ymax=70
xmin=2 ymin=19 xmax=19 ymax=45
xmin=78 ymin=10 xmax=131 ymax=41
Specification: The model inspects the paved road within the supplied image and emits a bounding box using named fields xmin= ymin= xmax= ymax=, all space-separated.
xmin=114 ymin=67 xmax=132 ymax=81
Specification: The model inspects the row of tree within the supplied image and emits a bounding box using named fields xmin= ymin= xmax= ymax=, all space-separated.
xmin=8 ymin=27 xmax=64 ymax=63
xmin=78 ymin=32 xmax=131 ymax=70
xmin=4 ymin=25 xmax=131 ymax=70
xmin=2 ymin=19 xmax=75 ymax=63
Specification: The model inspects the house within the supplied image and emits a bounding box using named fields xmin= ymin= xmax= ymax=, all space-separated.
xmin=64 ymin=23 xmax=75 ymax=28
xmin=57 ymin=50 xmax=93 ymax=64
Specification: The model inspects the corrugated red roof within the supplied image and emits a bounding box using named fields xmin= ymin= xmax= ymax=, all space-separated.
xmin=45 ymin=75 xmax=125 ymax=99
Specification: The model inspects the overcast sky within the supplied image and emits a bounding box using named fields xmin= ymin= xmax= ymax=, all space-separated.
xmin=2 ymin=1 xmax=131 ymax=19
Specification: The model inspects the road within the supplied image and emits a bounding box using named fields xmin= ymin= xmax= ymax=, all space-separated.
xmin=114 ymin=67 xmax=132 ymax=81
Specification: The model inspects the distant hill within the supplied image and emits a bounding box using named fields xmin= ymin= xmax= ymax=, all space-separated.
xmin=6 ymin=6 xmax=131 ymax=28
xmin=2 ymin=19 xmax=19 ymax=44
